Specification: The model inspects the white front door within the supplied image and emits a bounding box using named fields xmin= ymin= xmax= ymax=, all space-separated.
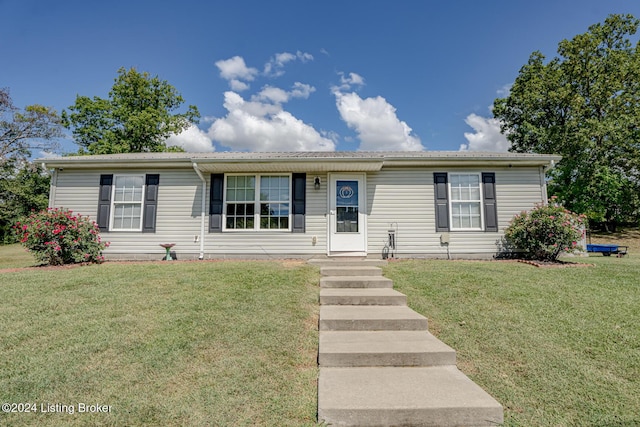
xmin=329 ymin=174 xmax=367 ymax=254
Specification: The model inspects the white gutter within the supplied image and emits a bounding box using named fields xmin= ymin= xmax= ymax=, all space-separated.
xmin=42 ymin=162 xmax=56 ymax=208
xmin=540 ymin=159 xmax=559 ymax=205
xmin=192 ymin=163 xmax=207 ymax=260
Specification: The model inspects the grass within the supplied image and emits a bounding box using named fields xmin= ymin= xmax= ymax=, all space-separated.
xmin=0 ymin=259 xmax=320 ymax=426
xmin=2 ymin=229 xmax=639 ymax=426
xmin=0 ymin=244 xmax=38 ymax=269
xmin=385 ymin=254 xmax=640 ymax=426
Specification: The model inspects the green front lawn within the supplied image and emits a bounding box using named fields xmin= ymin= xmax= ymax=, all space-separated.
xmin=0 ymin=244 xmax=37 ymax=269
xmin=0 ymin=260 xmax=319 ymax=426
xmin=385 ymin=255 xmax=640 ymax=426
xmin=1 ymin=243 xmax=639 ymax=426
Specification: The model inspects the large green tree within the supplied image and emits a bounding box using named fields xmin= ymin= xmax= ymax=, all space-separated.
xmin=493 ymin=14 xmax=640 ymax=230
xmin=1 ymin=87 xmax=62 ymax=163
xmin=0 ymin=160 xmax=51 ymax=244
xmin=62 ymin=67 xmax=200 ymax=154
xmin=1 ymin=88 xmax=61 ymax=243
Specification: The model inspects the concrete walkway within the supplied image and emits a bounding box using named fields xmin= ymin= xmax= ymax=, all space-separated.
xmin=310 ymin=259 xmax=503 ymax=427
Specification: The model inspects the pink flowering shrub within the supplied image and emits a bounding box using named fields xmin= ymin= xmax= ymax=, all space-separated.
xmin=504 ymin=197 xmax=585 ymax=262
xmin=14 ymin=208 xmax=109 ymax=266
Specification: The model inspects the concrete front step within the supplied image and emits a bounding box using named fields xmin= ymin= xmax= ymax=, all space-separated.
xmin=320 ymin=288 xmax=407 ymax=306
xmin=320 ymin=305 xmax=428 ymax=331
xmin=321 ymin=266 xmax=382 ymax=277
xmin=318 ymin=366 xmax=504 ymax=426
xmin=319 ymin=331 xmax=456 ymax=367
xmin=308 ymin=258 xmax=388 ymax=268
xmin=320 ymin=276 xmax=393 ymax=289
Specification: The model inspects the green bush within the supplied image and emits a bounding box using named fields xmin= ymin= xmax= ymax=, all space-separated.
xmin=14 ymin=208 xmax=109 ymax=265
xmin=504 ymin=197 xmax=585 ymax=262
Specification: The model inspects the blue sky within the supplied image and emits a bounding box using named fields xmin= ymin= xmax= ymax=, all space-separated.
xmin=2 ymin=0 xmax=639 ymax=154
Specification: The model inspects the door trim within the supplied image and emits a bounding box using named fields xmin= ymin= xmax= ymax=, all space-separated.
xmin=327 ymin=173 xmax=367 ymax=256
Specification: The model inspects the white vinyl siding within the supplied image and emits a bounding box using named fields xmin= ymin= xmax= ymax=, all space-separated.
xmin=366 ymin=167 xmax=546 ymax=257
xmin=49 ymin=165 xmax=547 ymax=260
xmin=367 ymin=168 xmax=436 ymax=256
xmin=51 ymin=169 xmax=204 ymax=259
xmin=50 ymin=170 xmax=325 ymax=259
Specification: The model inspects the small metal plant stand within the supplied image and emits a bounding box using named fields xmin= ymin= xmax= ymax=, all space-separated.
xmin=160 ymin=243 xmax=176 ymax=261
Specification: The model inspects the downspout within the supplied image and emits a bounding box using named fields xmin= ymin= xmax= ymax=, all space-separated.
xmin=42 ymin=163 xmax=56 ymax=208
xmin=540 ymin=159 xmax=555 ymax=205
xmin=192 ymin=163 xmax=206 ymax=260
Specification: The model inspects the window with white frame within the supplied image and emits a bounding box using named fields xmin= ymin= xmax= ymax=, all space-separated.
xmin=111 ymin=175 xmax=145 ymax=231
xmin=225 ymin=175 xmax=290 ymax=230
xmin=259 ymin=176 xmax=290 ymax=229
xmin=449 ymin=173 xmax=482 ymax=230
xmin=226 ymin=175 xmax=256 ymax=229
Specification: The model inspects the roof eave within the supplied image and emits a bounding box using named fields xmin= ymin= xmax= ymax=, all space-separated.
xmin=383 ymin=156 xmax=562 ymax=168
xmin=40 ymin=158 xmax=193 ymax=170
xmin=38 ymin=153 xmax=562 ymax=171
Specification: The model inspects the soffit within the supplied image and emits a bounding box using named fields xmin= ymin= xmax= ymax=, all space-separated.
xmin=192 ymin=160 xmax=384 ymax=173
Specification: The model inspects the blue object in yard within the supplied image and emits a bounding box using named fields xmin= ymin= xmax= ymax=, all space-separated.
xmin=586 ymin=244 xmax=628 ymax=257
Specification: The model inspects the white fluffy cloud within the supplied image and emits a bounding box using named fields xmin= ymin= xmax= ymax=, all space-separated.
xmin=335 ymin=72 xmax=365 ymax=91
xmin=215 ymin=56 xmax=258 ymax=91
xmin=264 ymin=51 xmax=314 ymax=76
xmin=166 ymin=124 xmax=215 ymax=152
xmin=207 ymin=91 xmax=336 ymax=152
xmin=459 ymin=113 xmax=510 ymax=152
xmin=341 ymin=72 xmax=364 ymax=87
xmin=38 ymin=150 xmax=62 ymax=158
xmin=333 ymin=89 xmax=423 ymax=151
xmin=253 ymin=82 xmax=315 ymax=104
xmin=496 ymin=84 xmax=511 ymax=97
xmin=210 ymin=57 xmax=422 ymax=152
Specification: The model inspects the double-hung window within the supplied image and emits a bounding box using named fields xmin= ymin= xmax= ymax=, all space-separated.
xmin=449 ymin=173 xmax=482 ymax=230
xmin=224 ymin=175 xmax=290 ymax=231
xmin=226 ymin=176 xmax=256 ymax=229
xmin=97 ymin=174 xmax=159 ymax=233
xmin=434 ymin=171 xmax=497 ymax=232
xmin=259 ymin=176 xmax=290 ymax=229
xmin=112 ymin=175 xmax=145 ymax=231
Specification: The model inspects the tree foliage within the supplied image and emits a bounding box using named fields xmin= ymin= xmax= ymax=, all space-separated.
xmin=493 ymin=14 xmax=640 ymax=230
xmin=62 ymin=67 xmax=200 ymax=154
xmin=1 ymin=88 xmax=61 ymax=243
xmin=1 ymin=87 xmax=62 ymax=163
xmin=0 ymin=160 xmax=51 ymax=244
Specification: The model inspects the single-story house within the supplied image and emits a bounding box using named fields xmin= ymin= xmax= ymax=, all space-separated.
xmin=38 ymin=151 xmax=561 ymax=260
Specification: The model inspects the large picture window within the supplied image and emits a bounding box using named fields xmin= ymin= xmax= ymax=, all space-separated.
xmin=449 ymin=173 xmax=482 ymax=230
xmin=112 ymin=175 xmax=145 ymax=231
xmin=224 ymin=174 xmax=290 ymax=231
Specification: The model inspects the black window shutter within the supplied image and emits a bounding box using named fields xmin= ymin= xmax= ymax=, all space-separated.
xmin=482 ymin=172 xmax=498 ymax=232
xmin=292 ymin=173 xmax=306 ymax=233
xmin=434 ymin=172 xmax=449 ymax=232
xmin=142 ymin=174 xmax=160 ymax=233
xmin=209 ymin=174 xmax=224 ymax=232
xmin=97 ymin=174 xmax=113 ymax=231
